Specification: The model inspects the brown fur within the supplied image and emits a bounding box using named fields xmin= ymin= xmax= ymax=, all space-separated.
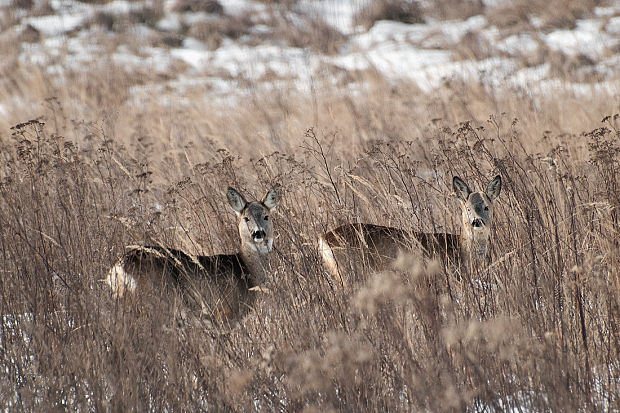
xmin=319 ymin=223 xmax=461 ymax=287
xmin=319 ymin=176 xmax=501 ymax=285
xmin=115 ymin=246 xmax=257 ymax=322
xmin=106 ymin=185 xmax=282 ymax=323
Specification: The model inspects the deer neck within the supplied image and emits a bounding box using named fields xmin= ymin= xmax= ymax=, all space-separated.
xmin=239 ymin=239 xmax=274 ymax=286
xmin=460 ymin=229 xmax=490 ymax=268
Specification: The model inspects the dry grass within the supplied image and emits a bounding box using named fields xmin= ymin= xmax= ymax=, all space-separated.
xmin=170 ymin=0 xmax=223 ymax=14
xmin=422 ymin=0 xmax=484 ymax=21
xmin=0 ymin=78 xmax=619 ymax=410
xmin=354 ymin=0 xmax=424 ymax=29
xmin=1 ymin=0 xmax=619 ymax=410
xmin=486 ymin=0 xmax=604 ymax=31
xmin=187 ymin=15 xmax=251 ymax=49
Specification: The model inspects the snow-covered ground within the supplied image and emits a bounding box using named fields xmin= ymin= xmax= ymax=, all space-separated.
xmin=1 ymin=0 xmax=620 ymax=110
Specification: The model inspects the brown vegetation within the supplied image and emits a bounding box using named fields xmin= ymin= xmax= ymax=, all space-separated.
xmin=0 ymin=93 xmax=618 ymax=409
xmin=171 ymin=0 xmax=223 ymax=14
xmin=354 ymin=0 xmax=424 ymax=29
xmin=486 ymin=0 xmax=603 ymax=31
xmin=422 ymin=0 xmax=484 ymax=21
xmin=0 ymin=0 xmax=619 ymax=410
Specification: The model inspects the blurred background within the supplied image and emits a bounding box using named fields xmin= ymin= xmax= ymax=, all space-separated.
xmin=1 ymin=0 xmax=619 ymax=160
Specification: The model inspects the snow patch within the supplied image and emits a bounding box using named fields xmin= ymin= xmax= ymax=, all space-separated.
xmin=594 ymin=6 xmax=620 ymax=17
xmin=171 ymin=47 xmax=207 ymax=70
xmin=157 ymin=14 xmax=182 ymax=32
xmin=543 ymin=19 xmax=619 ymax=59
xmin=3 ymin=0 xmax=620 ymax=114
xmin=298 ymin=0 xmax=370 ymax=35
xmin=606 ymin=16 xmax=620 ymax=34
xmin=221 ymin=0 xmax=266 ymax=16
xmin=497 ymin=33 xmax=539 ymax=56
xmin=23 ymin=13 xmax=89 ymax=36
xmin=100 ymin=0 xmax=144 ymax=15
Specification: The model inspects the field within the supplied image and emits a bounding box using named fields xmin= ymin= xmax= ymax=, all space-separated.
xmin=1 ymin=0 xmax=619 ymax=411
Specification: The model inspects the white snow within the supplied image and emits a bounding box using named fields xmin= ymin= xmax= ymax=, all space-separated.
xmin=171 ymin=46 xmax=208 ymax=70
xmin=352 ymin=20 xmax=425 ymax=49
xmin=606 ymin=16 xmax=620 ymax=34
xmin=594 ymin=6 xmax=620 ymax=17
xmin=350 ymin=16 xmax=488 ymax=51
xmin=183 ymin=36 xmax=207 ymax=51
xmin=438 ymin=15 xmax=487 ymax=43
xmin=19 ymin=28 xmax=103 ymax=71
xmin=297 ymin=0 xmax=370 ymax=35
xmin=128 ymin=23 xmax=160 ymax=41
xmin=2 ymin=0 xmax=620 ymax=114
xmin=22 ymin=13 xmax=89 ymax=37
xmin=543 ymin=19 xmax=619 ymax=59
xmin=206 ymin=42 xmax=315 ymax=84
xmin=157 ymin=14 xmax=183 ymax=32
xmin=184 ymin=11 xmax=218 ymax=25
xmin=332 ymin=44 xmax=453 ymax=91
xmin=100 ymin=0 xmax=144 ymax=15
xmin=497 ymin=33 xmax=539 ymax=56
xmin=220 ymin=0 xmax=266 ymax=16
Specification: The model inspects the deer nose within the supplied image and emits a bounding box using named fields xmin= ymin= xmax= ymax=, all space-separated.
xmin=472 ymin=218 xmax=483 ymax=228
xmin=252 ymin=230 xmax=266 ymax=241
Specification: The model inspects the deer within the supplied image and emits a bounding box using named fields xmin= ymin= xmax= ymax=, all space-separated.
xmin=105 ymin=184 xmax=282 ymax=323
xmin=318 ymin=176 xmax=502 ymax=287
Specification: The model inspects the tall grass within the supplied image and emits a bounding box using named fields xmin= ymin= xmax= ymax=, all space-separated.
xmin=0 ymin=97 xmax=618 ymax=409
xmin=1 ymin=0 xmax=619 ymax=409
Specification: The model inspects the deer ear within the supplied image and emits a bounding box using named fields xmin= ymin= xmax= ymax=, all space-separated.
xmin=227 ymin=187 xmax=247 ymax=215
xmin=486 ymin=175 xmax=502 ymax=201
xmin=262 ymin=184 xmax=282 ymax=211
xmin=453 ymin=176 xmax=471 ymax=202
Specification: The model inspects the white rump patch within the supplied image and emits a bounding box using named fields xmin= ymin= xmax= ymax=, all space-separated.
xmin=249 ymin=285 xmax=272 ymax=294
xmin=318 ymin=237 xmax=343 ymax=287
xmin=105 ymin=262 xmax=137 ymax=297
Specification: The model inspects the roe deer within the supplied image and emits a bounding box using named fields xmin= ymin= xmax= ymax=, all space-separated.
xmin=319 ymin=176 xmax=502 ymax=286
xmin=105 ymin=184 xmax=282 ymax=323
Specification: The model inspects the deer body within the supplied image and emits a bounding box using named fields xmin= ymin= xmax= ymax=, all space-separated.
xmin=319 ymin=176 xmax=501 ymax=284
xmin=105 ymin=185 xmax=282 ymax=323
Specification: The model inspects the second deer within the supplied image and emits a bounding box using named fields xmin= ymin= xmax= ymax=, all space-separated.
xmin=319 ymin=176 xmax=502 ymax=286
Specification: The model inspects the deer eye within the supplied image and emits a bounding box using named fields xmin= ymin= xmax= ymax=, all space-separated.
xmin=484 ymin=206 xmax=489 ymax=211
xmin=264 ymin=216 xmax=269 ymax=221
xmin=243 ymin=217 xmax=250 ymax=222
